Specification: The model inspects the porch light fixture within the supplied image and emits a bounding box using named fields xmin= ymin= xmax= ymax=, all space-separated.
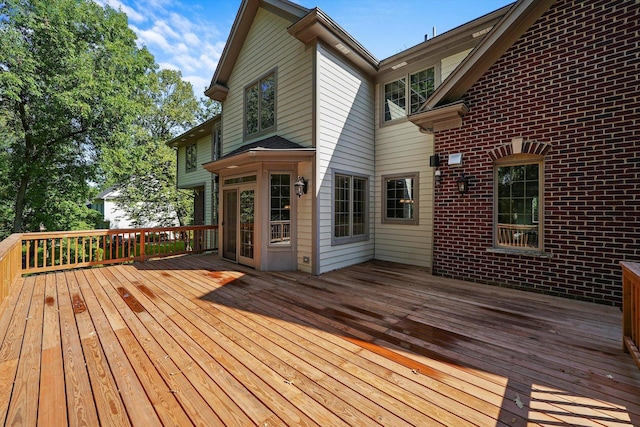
xmin=294 ymin=176 xmax=307 ymax=198
xmin=435 ymin=169 xmax=442 ymax=185
xmin=456 ymin=174 xmax=470 ymax=194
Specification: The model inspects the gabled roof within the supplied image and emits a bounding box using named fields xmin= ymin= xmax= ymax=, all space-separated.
xmin=409 ymin=0 xmax=555 ymax=132
xmin=95 ymin=186 xmax=120 ymax=200
xmin=205 ymin=0 xmax=310 ymax=101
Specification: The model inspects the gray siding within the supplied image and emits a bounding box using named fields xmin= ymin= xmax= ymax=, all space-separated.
xmin=374 ymin=118 xmax=433 ymax=268
xmin=222 ymin=8 xmax=313 ymax=154
xmin=176 ymin=133 xmax=214 ymax=225
xmin=316 ymin=44 xmax=375 ymax=274
xmin=441 ymin=49 xmax=472 ymax=81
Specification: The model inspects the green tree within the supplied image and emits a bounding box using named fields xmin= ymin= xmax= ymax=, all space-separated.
xmin=0 ymin=0 xmax=155 ymax=237
xmin=102 ymin=69 xmax=212 ymax=227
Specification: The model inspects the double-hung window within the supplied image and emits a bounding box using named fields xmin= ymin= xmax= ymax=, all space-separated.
xmin=495 ymin=156 xmax=542 ymax=250
xmin=333 ymin=172 xmax=368 ymax=244
xmin=245 ymin=71 xmax=275 ymax=137
xmin=185 ymin=143 xmax=197 ymax=172
xmin=383 ymin=173 xmax=419 ymax=225
xmin=383 ymin=67 xmax=435 ymax=123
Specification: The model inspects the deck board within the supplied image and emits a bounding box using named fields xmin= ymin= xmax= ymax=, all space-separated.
xmin=1 ymin=254 xmax=639 ymax=426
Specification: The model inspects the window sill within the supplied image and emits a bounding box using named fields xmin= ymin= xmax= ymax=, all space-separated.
xmin=486 ymin=247 xmax=553 ymax=259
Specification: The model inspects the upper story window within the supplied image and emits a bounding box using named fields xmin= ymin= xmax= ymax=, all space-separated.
xmin=383 ymin=67 xmax=435 ymax=123
xmin=495 ymin=156 xmax=542 ymax=250
xmin=333 ymin=171 xmax=368 ymax=245
xmin=186 ymin=143 xmax=197 ymax=172
xmin=245 ymin=71 xmax=276 ymax=137
xmin=382 ymin=173 xmax=419 ymax=225
xmin=212 ymin=126 xmax=221 ymax=161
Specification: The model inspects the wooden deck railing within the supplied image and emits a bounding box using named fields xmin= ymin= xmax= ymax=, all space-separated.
xmin=0 ymin=234 xmax=23 ymax=307
xmin=0 ymin=226 xmax=217 ymax=307
xmin=621 ymin=261 xmax=640 ymax=370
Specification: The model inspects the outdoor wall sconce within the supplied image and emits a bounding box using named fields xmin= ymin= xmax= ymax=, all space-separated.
xmin=294 ymin=176 xmax=307 ymax=198
xmin=456 ymin=174 xmax=470 ymax=194
xmin=435 ymin=169 xmax=442 ymax=185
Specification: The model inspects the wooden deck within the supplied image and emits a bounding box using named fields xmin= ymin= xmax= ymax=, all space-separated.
xmin=1 ymin=254 xmax=639 ymax=426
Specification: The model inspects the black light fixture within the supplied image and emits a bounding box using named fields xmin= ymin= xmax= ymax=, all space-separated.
xmin=456 ymin=174 xmax=469 ymax=194
xmin=294 ymin=176 xmax=307 ymax=198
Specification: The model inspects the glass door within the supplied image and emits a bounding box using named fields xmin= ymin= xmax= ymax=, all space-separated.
xmin=222 ymin=189 xmax=237 ymax=261
xmin=238 ymin=189 xmax=255 ymax=266
xmin=222 ymin=187 xmax=256 ymax=266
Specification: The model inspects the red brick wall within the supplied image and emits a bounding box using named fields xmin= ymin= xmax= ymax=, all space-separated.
xmin=432 ymin=0 xmax=640 ymax=305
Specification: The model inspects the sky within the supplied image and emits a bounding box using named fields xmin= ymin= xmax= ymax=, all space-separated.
xmin=97 ymin=0 xmax=514 ymax=96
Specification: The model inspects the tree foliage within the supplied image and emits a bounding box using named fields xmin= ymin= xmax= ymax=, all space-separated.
xmin=0 ymin=0 xmax=155 ymax=237
xmin=101 ymin=69 xmax=216 ymax=228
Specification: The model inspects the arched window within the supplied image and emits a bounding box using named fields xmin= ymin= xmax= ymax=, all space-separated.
xmin=490 ymin=138 xmax=550 ymax=251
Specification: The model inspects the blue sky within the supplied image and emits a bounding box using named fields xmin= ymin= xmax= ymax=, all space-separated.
xmin=98 ymin=0 xmax=513 ymax=96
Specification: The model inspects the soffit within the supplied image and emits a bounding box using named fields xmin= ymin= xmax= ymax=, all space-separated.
xmin=377 ymin=4 xmax=511 ymax=82
xmin=166 ymin=116 xmax=221 ymax=148
xmin=287 ymin=8 xmax=379 ymax=77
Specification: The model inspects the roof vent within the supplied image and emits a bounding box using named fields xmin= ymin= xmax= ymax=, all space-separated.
xmin=335 ymin=43 xmax=350 ymax=55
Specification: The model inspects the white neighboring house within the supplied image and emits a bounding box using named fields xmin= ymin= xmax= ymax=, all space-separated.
xmin=92 ymin=186 xmax=179 ymax=229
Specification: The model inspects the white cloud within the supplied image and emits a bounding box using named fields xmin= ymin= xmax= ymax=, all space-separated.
xmin=133 ymin=25 xmax=172 ymax=51
xmin=183 ymin=32 xmax=200 ymax=46
xmin=184 ymin=75 xmax=211 ymax=94
xmin=173 ymin=54 xmax=198 ymax=73
xmin=113 ymin=0 xmax=230 ymax=93
xmin=157 ymin=61 xmax=179 ymax=71
xmin=98 ymin=0 xmax=146 ymax=23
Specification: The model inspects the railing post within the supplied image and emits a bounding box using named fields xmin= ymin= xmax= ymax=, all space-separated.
xmin=140 ymin=229 xmax=146 ymax=262
xmin=621 ymin=261 xmax=640 ymax=370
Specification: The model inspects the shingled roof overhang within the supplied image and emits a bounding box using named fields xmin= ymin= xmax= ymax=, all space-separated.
xmin=202 ymin=135 xmax=315 ymax=174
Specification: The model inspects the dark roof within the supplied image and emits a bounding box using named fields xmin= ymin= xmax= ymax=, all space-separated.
xmin=95 ymin=186 xmax=117 ymax=200
xmin=223 ymin=135 xmax=306 ymax=158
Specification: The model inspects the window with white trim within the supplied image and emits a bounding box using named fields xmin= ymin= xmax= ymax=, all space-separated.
xmin=383 ymin=66 xmax=435 ymax=122
xmin=383 ymin=173 xmax=419 ymax=225
xmin=333 ymin=172 xmax=368 ymax=244
xmin=495 ymin=156 xmax=542 ymax=250
xmin=245 ymin=71 xmax=275 ymax=137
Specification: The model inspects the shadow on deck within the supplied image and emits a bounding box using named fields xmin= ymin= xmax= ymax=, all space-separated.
xmin=1 ymin=253 xmax=639 ymax=426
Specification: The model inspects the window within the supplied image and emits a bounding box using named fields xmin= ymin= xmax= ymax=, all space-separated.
xmin=384 ymin=78 xmax=406 ymax=121
xmin=410 ymin=68 xmax=435 ymax=114
xmin=186 ymin=143 xmax=197 ymax=172
xmin=245 ymin=71 xmax=275 ymax=136
xmin=495 ymin=158 xmax=542 ymax=250
xmin=270 ymin=174 xmax=291 ymax=245
xmin=212 ymin=126 xmax=221 ymax=161
xmin=333 ymin=172 xmax=368 ymax=244
xmin=383 ymin=67 xmax=435 ymax=122
xmin=383 ymin=173 xmax=419 ymax=224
